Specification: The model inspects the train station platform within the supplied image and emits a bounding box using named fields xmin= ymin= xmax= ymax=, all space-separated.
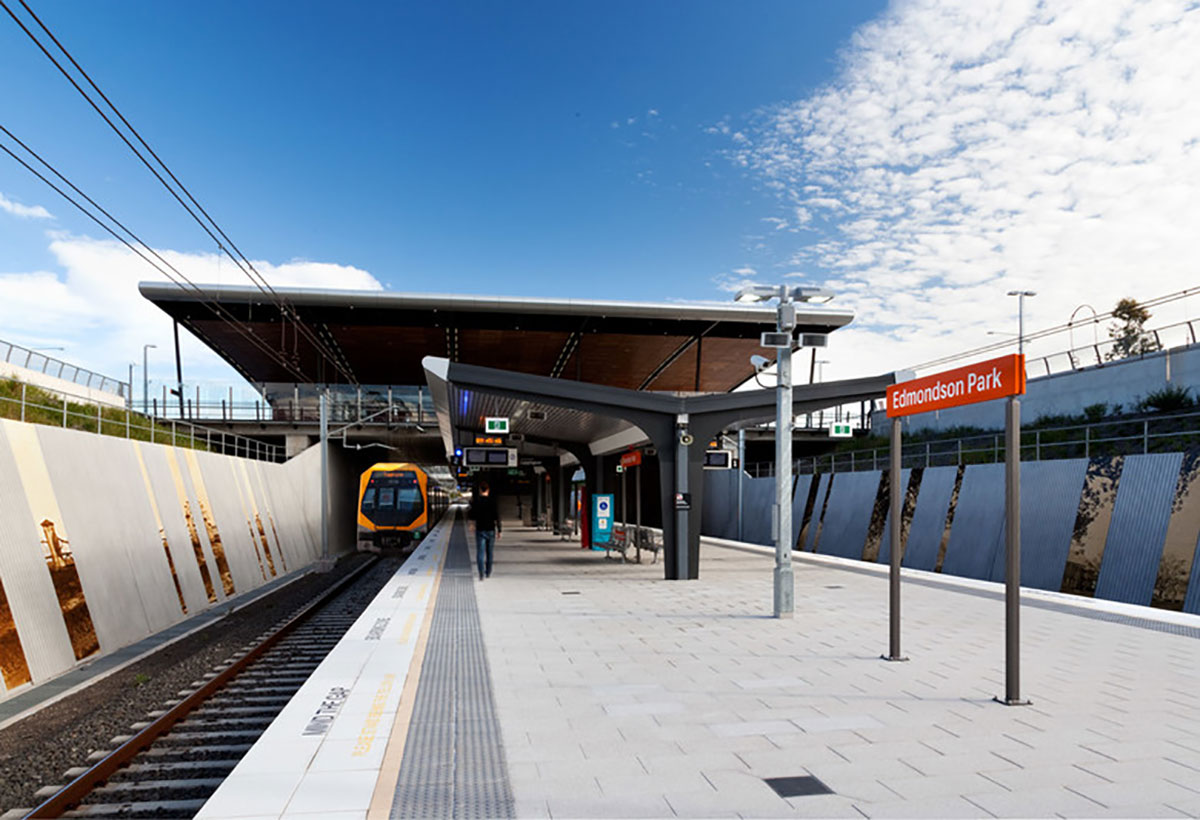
xmin=200 ymin=509 xmax=1200 ymax=819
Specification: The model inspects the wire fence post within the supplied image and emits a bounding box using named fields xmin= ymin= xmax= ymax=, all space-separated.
xmin=1143 ymin=420 xmax=1149 ymax=454
xmin=150 ymin=414 xmax=155 ymax=443
xmin=172 ymin=419 xmax=176 ymax=447
xmin=1085 ymin=427 xmax=1090 ymax=459
xmin=20 ymin=383 xmax=26 ymax=423
xmin=957 ymin=439 xmax=962 ymax=465
xmin=62 ymin=396 xmax=67 ymax=427
xmin=925 ymin=442 xmax=931 ymax=468
xmin=994 ymin=434 xmax=999 ymax=463
xmin=96 ymin=402 xmax=101 ymax=435
xmin=125 ymin=406 xmax=130 ymax=438
xmin=1035 ymin=430 xmax=1041 ymax=461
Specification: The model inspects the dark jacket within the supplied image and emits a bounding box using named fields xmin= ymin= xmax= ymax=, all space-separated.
xmin=469 ymin=494 xmax=501 ymax=533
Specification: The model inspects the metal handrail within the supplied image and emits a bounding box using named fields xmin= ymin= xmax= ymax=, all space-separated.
xmin=0 ymin=381 xmax=283 ymax=463
xmin=0 ymin=338 xmax=129 ymax=398
xmin=743 ymin=410 xmax=1200 ymax=477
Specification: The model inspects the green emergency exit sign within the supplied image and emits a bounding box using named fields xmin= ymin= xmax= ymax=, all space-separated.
xmin=485 ymin=417 xmax=509 ymax=434
xmin=829 ymin=423 xmax=852 ymax=438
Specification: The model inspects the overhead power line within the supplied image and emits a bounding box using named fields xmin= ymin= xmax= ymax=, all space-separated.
xmin=0 ymin=124 xmax=312 ymax=384
xmin=1 ymin=0 xmax=357 ymax=384
xmin=907 ymin=285 xmax=1200 ymax=373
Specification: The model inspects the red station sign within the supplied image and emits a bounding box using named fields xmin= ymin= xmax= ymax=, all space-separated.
xmin=619 ymin=450 xmax=643 ymax=468
xmin=887 ymin=354 xmax=1026 ymax=418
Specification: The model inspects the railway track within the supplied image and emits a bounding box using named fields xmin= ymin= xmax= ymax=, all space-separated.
xmin=14 ymin=554 xmax=400 ymax=819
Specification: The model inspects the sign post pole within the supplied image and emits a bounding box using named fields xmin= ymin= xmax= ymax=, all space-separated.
xmin=885 ymin=353 xmax=1026 ymax=682
xmin=998 ymin=394 xmax=1029 ymax=705
xmin=884 ymin=415 xmax=906 ymax=661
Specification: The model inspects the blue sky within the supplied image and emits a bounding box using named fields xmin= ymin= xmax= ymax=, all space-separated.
xmin=2 ymin=0 xmax=1198 ymax=393
xmin=0 ymin=1 xmax=883 ymax=297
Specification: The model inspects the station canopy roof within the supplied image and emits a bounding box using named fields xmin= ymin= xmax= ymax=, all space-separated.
xmin=139 ymin=283 xmax=854 ymax=393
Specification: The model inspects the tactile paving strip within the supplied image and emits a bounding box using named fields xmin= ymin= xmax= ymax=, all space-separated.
xmin=391 ymin=512 xmax=515 ymax=819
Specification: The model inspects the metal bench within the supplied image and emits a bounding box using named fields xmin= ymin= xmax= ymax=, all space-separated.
xmin=604 ymin=526 xmax=659 ymax=564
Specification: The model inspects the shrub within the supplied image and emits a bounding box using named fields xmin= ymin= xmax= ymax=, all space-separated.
xmin=1137 ymin=385 xmax=1194 ymax=413
xmin=1083 ymin=403 xmax=1108 ymax=423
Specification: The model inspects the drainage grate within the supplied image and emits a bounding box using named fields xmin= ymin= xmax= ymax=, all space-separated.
xmin=764 ymin=775 xmax=834 ymax=798
xmin=391 ymin=512 xmax=515 ymax=819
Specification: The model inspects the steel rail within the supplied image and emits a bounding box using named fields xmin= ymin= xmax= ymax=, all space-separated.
xmin=24 ymin=555 xmax=380 ymax=819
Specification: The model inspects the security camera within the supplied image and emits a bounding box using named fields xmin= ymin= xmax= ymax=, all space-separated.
xmin=750 ymin=355 xmax=769 ymax=372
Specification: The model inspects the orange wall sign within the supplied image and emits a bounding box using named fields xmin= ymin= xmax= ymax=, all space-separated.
xmin=886 ymin=354 xmax=1026 ymax=418
xmin=619 ymin=450 xmax=643 ymax=468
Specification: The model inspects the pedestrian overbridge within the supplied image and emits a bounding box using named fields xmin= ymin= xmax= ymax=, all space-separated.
xmin=422 ymin=356 xmax=903 ymax=580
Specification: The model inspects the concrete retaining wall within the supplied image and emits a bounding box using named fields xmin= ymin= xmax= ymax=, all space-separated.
xmin=0 ymin=361 xmax=128 ymax=409
xmin=0 ymin=419 xmax=323 ymax=697
xmin=704 ymin=452 xmax=1200 ymax=615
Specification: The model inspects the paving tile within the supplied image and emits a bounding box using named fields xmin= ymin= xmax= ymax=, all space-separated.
xmin=854 ymin=794 xmax=993 ymax=818
xmin=966 ymin=785 xmax=1109 ymax=818
xmin=876 ymin=772 xmax=1009 ymax=801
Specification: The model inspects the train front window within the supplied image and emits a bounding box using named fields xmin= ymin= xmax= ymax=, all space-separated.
xmin=362 ymin=471 xmax=424 ymax=527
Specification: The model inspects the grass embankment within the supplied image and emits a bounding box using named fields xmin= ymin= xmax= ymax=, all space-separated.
xmin=0 ymin=378 xmax=209 ymax=450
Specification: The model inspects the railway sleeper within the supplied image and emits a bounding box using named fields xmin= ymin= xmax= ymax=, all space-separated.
xmin=184 ymin=704 xmax=286 ymax=717
xmin=73 ymin=777 xmax=228 ymax=806
xmin=61 ymin=797 xmax=208 ymax=818
xmin=107 ymin=758 xmax=242 ymax=779
xmin=154 ymin=729 xmax=265 ymax=744
xmin=173 ymin=716 xmax=276 ymax=731
xmin=139 ymin=742 xmax=253 ymax=759
xmin=204 ymin=694 xmax=294 ymax=706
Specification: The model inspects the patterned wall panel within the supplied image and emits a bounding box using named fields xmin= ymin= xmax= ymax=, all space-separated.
xmin=791 ymin=474 xmax=813 ymax=550
xmin=813 ymin=471 xmax=882 ymax=560
xmin=983 ymin=459 xmax=1088 ymax=590
xmin=1095 ymin=452 xmax=1183 ymax=606
xmin=36 ymin=428 xmax=164 ymax=649
xmin=2 ymin=422 xmax=100 ymax=666
xmin=196 ymin=452 xmax=271 ymax=590
xmin=0 ymin=422 xmax=67 ymax=685
xmin=701 ymin=469 xmax=736 ymax=540
xmin=0 ymin=418 xmax=321 ymax=694
xmin=942 ymin=464 xmax=1006 ymax=580
xmin=1060 ymin=457 xmax=1123 ymax=598
xmin=742 ymin=474 xmax=775 ymax=546
xmin=138 ymin=444 xmax=216 ymax=614
xmin=876 ymin=468 xmax=912 ymax=565
xmin=902 ymin=466 xmax=957 ymax=571
xmin=803 ymin=474 xmax=831 ymax=551
xmin=245 ymin=460 xmax=293 ymax=573
xmin=1155 ymin=451 xmax=1200 ymax=610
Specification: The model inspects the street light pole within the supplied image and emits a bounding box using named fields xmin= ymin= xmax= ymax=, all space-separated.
xmin=1008 ymin=290 xmax=1035 ymax=356
xmin=735 ymin=283 xmax=834 ymax=620
xmin=142 ymin=344 xmax=156 ymax=415
xmin=774 ymin=285 xmax=795 ymax=619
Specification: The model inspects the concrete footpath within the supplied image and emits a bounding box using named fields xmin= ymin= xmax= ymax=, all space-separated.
xmin=477 ymin=527 xmax=1200 ymax=818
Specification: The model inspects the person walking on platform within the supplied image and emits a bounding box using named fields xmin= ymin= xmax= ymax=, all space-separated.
xmin=469 ymin=481 xmax=501 ymax=579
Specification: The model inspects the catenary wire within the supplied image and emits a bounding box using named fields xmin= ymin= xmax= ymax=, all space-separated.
xmin=0 ymin=127 xmax=312 ymax=383
xmin=1 ymin=0 xmax=357 ymax=384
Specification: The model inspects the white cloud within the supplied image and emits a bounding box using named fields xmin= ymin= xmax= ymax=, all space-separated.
xmin=0 ymin=234 xmax=383 ymax=397
xmin=0 ymin=192 xmax=52 ymax=219
xmin=730 ymin=0 xmax=1200 ymax=382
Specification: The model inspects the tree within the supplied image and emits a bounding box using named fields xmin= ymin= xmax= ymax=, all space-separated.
xmin=1106 ymin=297 xmax=1160 ymax=360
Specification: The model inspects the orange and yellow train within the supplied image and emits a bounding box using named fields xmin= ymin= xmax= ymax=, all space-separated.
xmin=357 ymin=462 xmax=449 ymax=549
